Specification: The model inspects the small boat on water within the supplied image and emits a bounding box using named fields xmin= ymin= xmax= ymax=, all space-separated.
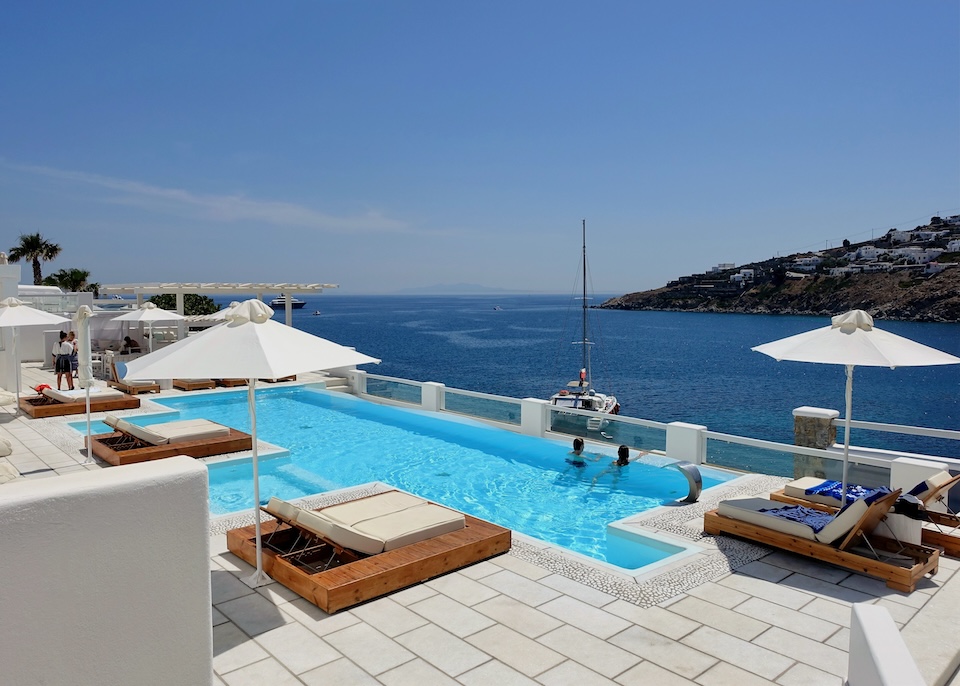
xmin=269 ymin=295 xmax=306 ymax=310
xmin=549 ymin=220 xmax=619 ymax=433
xmin=311 ymin=310 xmax=322 ymax=316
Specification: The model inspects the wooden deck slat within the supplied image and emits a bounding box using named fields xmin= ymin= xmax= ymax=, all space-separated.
xmin=18 ymin=394 xmax=141 ymax=419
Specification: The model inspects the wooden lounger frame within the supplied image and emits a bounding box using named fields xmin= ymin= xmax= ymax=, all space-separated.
xmin=216 ymin=379 xmax=248 ymax=387
xmin=227 ymin=497 xmax=511 ymax=614
xmin=259 ymin=375 xmax=297 ymax=383
xmin=88 ymin=427 xmax=253 ymax=466
xmin=769 ymin=487 xmax=960 ymax=559
xmin=107 ymin=363 xmax=160 ymax=395
xmin=704 ymin=491 xmax=939 ymax=592
xmin=18 ymin=392 xmax=141 ymax=419
xmin=172 ymin=379 xmax=216 ymax=391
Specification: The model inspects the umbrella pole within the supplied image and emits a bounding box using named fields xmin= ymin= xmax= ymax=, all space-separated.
xmin=84 ymin=388 xmax=92 ymax=464
xmin=841 ymin=364 xmax=853 ymax=503
xmin=243 ymin=378 xmax=270 ymax=588
xmin=13 ymin=328 xmax=21 ymax=416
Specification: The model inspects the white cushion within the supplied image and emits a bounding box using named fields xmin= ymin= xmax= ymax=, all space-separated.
xmin=43 ymin=387 xmax=125 ymax=403
xmin=296 ymin=508 xmax=385 ymax=556
xmin=320 ymin=491 xmax=427 ymax=527
xmin=816 ymin=498 xmax=868 ymax=544
xmin=148 ymin=419 xmax=229 ymax=444
xmin=911 ymin=471 xmax=953 ymax=501
xmin=0 ymin=458 xmax=18 ymax=484
xmin=265 ymin=497 xmax=299 ymax=523
xmin=122 ymin=422 xmax=168 ymax=446
xmin=354 ymin=503 xmax=465 ymax=551
xmin=717 ymin=497 xmax=817 ymax=540
xmin=0 ymin=438 xmax=12 ymax=458
xmin=783 ymin=477 xmax=838 ymax=505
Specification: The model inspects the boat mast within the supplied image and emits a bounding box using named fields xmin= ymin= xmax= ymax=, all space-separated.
xmin=581 ymin=219 xmax=590 ymax=389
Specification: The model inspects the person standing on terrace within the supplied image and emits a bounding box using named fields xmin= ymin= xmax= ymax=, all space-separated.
xmin=52 ymin=331 xmax=74 ymax=391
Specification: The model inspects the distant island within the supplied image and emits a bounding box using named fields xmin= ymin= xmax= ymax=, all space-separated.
xmin=600 ymin=216 xmax=960 ymax=323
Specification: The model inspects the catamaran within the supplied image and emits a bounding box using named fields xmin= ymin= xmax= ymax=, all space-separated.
xmin=549 ymin=220 xmax=619 ymax=432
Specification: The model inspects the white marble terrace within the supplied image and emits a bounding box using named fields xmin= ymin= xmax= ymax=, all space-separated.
xmin=2 ymin=362 xmax=959 ymax=685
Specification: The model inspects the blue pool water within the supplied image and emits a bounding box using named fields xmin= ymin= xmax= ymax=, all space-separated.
xmin=74 ymin=386 xmax=735 ymax=568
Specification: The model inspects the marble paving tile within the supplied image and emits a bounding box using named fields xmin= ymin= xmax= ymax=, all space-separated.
xmin=539 ymin=573 xmax=617 ymax=607
xmin=604 ymin=602 xmax=700 ymax=641
xmin=668 ymin=595 xmax=769 ymax=641
xmin=694 ymin=660 xmax=778 ymax=686
xmin=466 ymin=624 xmax=565 ymax=677
xmin=456 ymin=659 xmax=540 ymax=686
xmin=799 ymin=597 xmax=852 ymax=628
xmin=752 ymin=627 xmax=848 ymax=678
xmin=254 ymin=622 xmax=340 ymax=675
xmin=279 ymin=598 xmax=360 ymax=637
xmin=220 ymin=657 xmax=300 ymax=686
xmin=609 ymin=625 xmax=718 ymax=680
xmin=761 ymin=553 xmax=852 ymax=585
xmin=685 ymin=580 xmax=751 ymax=609
xmin=537 ymin=625 xmax=640 ymax=679
xmin=473 ymin=594 xmax=564 ymax=638
xmin=395 ymin=623 xmax=490 ymax=677
xmin=350 ymin=597 xmax=429 ymax=637
xmin=217 ymin=592 xmax=292 ymax=637
xmin=779 ymin=573 xmax=876 ymax=605
xmin=734 ymin=597 xmax=839 ymax=642
xmin=212 ymin=622 xmax=269 ymax=675
xmin=299 ymin=657 xmax=381 ymax=686
xmin=427 ymin=571 xmax=501 ymax=606
xmin=614 ymin=659 xmax=698 ymax=685
xmin=719 ymin=573 xmax=814 ymax=610
xmin=681 ymin=626 xmax=794 ymax=681
xmin=480 ymin=569 xmax=564 ymax=607
xmin=489 ymin=554 xmax=553 ymax=580
xmin=774 ymin=662 xmax=844 ymax=686
xmin=407 ymin=592 xmax=496 ymax=637
xmin=377 ymin=658 xmax=460 ymax=686
xmin=537 ymin=595 xmax=631 ymax=639
xmin=322 ymin=622 xmax=416 ymax=676
xmin=536 ymin=659 xmax=618 ymax=685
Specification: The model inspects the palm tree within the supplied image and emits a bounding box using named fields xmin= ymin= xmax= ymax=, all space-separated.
xmin=8 ymin=233 xmax=62 ymax=285
xmin=43 ymin=268 xmax=91 ymax=292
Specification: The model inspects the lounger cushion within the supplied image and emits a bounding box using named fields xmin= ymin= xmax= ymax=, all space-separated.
xmin=783 ymin=477 xmax=837 ymax=505
xmin=0 ymin=438 xmax=12 ymax=459
xmin=265 ymin=497 xmax=299 ymax=522
xmin=816 ymin=498 xmax=868 ymax=544
xmin=295 ymin=508 xmax=385 ymax=556
xmin=121 ymin=422 xmax=169 ymax=446
xmin=909 ymin=471 xmax=954 ymax=501
xmin=718 ymin=497 xmax=818 ymax=540
xmin=0 ymin=457 xmax=18 ymax=484
xmin=320 ymin=491 xmax=427 ymax=527
xmin=43 ymin=387 xmax=125 ymax=403
xmin=354 ymin=503 xmax=465 ymax=551
xmin=148 ymin=419 xmax=229 ymax=443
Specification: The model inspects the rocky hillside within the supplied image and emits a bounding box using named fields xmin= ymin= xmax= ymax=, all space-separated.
xmin=600 ymin=268 xmax=960 ymax=322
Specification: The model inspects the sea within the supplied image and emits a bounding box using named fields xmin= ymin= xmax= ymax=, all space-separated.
xmin=236 ymin=294 xmax=960 ymax=469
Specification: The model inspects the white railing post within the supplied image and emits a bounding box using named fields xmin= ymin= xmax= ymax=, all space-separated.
xmin=421 ymin=382 xmax=444 ymax=412
xmin=521 ymin=398 xmax=550 ymax=437
xmin=666 ymin=422 xmax=707 ymax=465
xmin=349 ymin=369 xmax=367 ymax=396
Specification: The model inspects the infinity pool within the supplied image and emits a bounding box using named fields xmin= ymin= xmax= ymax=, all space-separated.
xmin=73 ymin=386 xmax=736 ymax=569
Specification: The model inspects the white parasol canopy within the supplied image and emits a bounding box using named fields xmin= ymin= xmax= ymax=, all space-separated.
xmin=0 ymin=297 xmax=71 ymax=410
xmin=752 ymin=309 xmax=960 ymax=499
xmin=122 ymin=298 xmax=380 ymax=586
xmin=112 ymin=301 xmax=186 ymax=352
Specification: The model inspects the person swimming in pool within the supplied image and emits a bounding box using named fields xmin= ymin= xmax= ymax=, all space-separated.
xmin=564 ymin=437 xmax=600 ymax=471
xmin=590 ymin=445 xmax=632 ymax=488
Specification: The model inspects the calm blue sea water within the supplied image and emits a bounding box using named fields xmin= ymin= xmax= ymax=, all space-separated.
xmin=228 ymin=294 xmax=960 ymax=467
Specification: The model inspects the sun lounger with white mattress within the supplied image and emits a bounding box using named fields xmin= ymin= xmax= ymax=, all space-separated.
xmin=704 ymin=489 xmax=939 ymax=592
xmin=227 ymin=491 xmax=511 ymax=613
xmin=88 ymin=415 xmax=252 ymax=466
xmin=18 ymin=386 xmax=140 ymax=418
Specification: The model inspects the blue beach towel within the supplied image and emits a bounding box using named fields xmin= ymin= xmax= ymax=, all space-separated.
xmin=804 ymin=480 xmax=891 ymax=505
xmin=758 ymin=505 xmax=836 ymax=533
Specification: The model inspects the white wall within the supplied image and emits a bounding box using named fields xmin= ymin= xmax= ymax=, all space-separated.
xmin=0 ymin=456 xmax=213 ymax=686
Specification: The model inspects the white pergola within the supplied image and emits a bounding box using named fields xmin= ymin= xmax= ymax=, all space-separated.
xmin=99 ymin=282 xmax=337 ymax=328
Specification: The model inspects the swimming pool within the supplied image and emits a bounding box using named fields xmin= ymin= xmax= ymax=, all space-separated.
xmin=73 ymin=386 xmax=736 ymax=569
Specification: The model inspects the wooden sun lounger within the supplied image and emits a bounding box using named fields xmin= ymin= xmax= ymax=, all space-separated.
xmin=259 ymin=375 xmax=297 ymax=383
xmin=88 ymin=425 xmax=253 ymax=466
xmin=216 ymin=379 xmax=248 ymax=387
xmin=172 ymin=379 xmax=216 ymax=391
xmin=18 ymin=390 xmax=140 ymax=418
xmin=704 ymin=490 xmax=939 ymax=592
xmin=227 ymin=494 xmax=511 ymax=614
xmin=770 ymin=477 xmax=960 ymax=559
xmin=107 ymin=362 xmax=160 ymax=395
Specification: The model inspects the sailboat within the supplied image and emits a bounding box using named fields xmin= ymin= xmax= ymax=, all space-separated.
xmin=549 ymin=220 xmax=619 ymax=432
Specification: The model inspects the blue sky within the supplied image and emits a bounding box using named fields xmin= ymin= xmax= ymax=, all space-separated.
xmin=2 ymin=2 xmax=957 ymax=295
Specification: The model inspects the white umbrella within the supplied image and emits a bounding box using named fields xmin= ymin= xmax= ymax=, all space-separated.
xmin=75 ymin=305 xmax=95 ymax=462
xmin=112 ymin=302 xmax=186 ymax=352
xmin=0 ymin=297 xmax=71 ymax=411
xmin=752 ymin=309 xmax=960 ymax=500
xmin=122 ymin=299 xmax=380 ymax=587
